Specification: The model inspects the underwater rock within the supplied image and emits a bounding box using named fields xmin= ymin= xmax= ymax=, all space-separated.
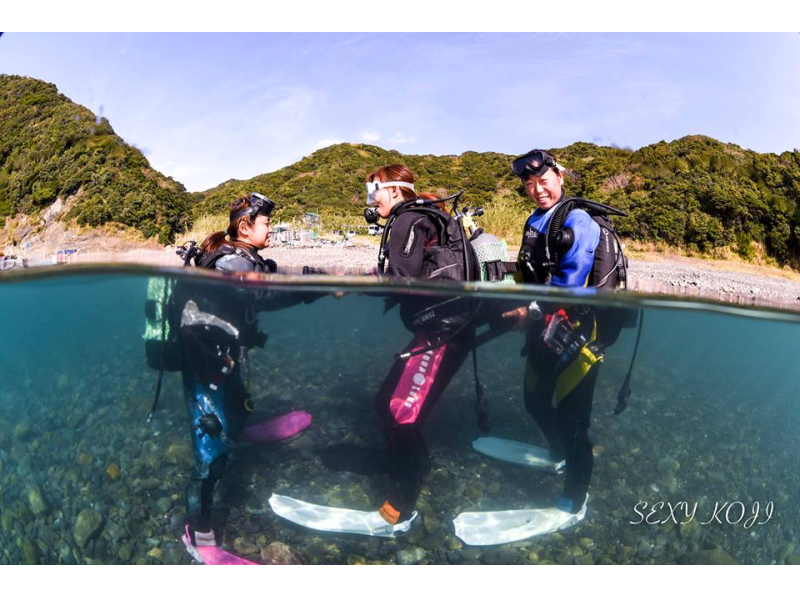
xmin=104 ymin=520 xmax=130 ymax=543
xmin=147 ymin=547 xmax=163 ymax=560
xmin=118 ymin=546 xmax=133 ymax=562
xmin=662 ymin=476 xmax=679 ymax=494
xmin=0 ymin=420 xmax=12 ymax=448
xmin=73 ymin=509 xmax=105 ymax=549
xmin=426 ymin=470 xmax=455 ymax=496
xmin=259 ymin=541 xmax=306 ymax=565
xmin=555 ymin=550 xmax=574 ymax=565
xmin=785 ymin=555 xmax=800 ymax=566
xmin=679 ymin=518 xmax=700 ymax=541
xmin=26 ymin=484 xmax=49 ymax=516
xmin=21 ymin=539 xmax=41 ymax=565
xmin=164 ymin=441 xmax=193 ymax=468
xmin=397 ymin=547 xmax=426 ymax=565
xmin=458 ymin=547 xmax=482 ymax=562
xmin=0 ymin=457 xmax=4 ymax=474
xmin=657 ymin=457 xmax=680 ymax=474
xmin=680 ymin=549 xmax=739 ymax=565
xmin=106 ymin=463 xmax=120 ymax=481
xmin=153 ymin=497 xmax=173 ymax=515
xmin=13 ymin=421 xmax=33 ymax=441
xmin=233 ymin=537 xmax=259 ymax=556
xmin=2 ymin=510 xmax=16 ymax=533
xmin=777 ymin=543 xmax=795 ymax=562
xmin=417 ymin=530 xmax=447 ymax=552
xmin=483 ymin=547 xmax=519 ymax=565
xmin=136 ymin=478 xmax=161 ymax=492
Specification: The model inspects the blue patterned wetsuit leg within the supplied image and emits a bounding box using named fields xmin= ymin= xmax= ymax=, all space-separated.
xmin=186 ymin=379 xmax=230 ymax=475
xmin=182 ymin=369 xmax=248 ymax=532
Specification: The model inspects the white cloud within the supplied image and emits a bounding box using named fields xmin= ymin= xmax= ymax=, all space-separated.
xmin=360 ymin=131 xmax=380 ymax=143
xmin=314 ymin=138 xmax=345 ymax=150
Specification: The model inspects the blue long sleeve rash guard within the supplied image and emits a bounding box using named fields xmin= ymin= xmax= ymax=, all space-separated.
xmin=526 ymin=206 xmax=601 ymax=287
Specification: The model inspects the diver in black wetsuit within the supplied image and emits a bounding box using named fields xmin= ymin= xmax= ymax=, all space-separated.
xmin=176 ymin=194 xmax=316 ymax=547
xmin=365 ymin=164 xmax=477 ymax=525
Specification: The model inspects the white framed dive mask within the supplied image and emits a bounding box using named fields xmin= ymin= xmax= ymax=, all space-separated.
xmin=365 ymin=180 xmax=415 ymax=205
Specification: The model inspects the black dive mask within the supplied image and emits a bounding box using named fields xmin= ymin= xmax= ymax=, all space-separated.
xmin=230 ymin=192 xmax=275 ymax=228
xmin=511 ymin=149 xmax=558 ymax=179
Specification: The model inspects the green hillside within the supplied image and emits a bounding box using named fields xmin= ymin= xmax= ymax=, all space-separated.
xmin=0 ymin=75 xmax=192 ymax=243
xmin=195 ymin=138 xmax=800 ymax=264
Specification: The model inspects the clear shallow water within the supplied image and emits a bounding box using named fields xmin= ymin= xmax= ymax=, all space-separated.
xmin=0 ymin=266 xmax=798 ymax=565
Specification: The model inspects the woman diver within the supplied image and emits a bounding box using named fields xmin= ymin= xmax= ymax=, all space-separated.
xmin=365 ymin=164 xmax=479 ymax=526
xmin=175 ymin=193 xmax=313 ymax=553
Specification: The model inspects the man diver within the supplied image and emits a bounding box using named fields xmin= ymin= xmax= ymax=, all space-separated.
xmin=514 ymin=149 xmax=601 ymax=516
xmin=456 ymin=150 xmax=621 ymax=546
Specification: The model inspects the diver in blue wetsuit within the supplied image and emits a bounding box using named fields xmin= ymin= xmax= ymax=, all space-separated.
xmin=505 ymin=149 xmax=615 ymax=516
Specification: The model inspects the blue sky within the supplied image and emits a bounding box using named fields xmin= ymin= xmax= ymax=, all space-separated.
xmin=1 ymin=33 xmax=799 ymax=192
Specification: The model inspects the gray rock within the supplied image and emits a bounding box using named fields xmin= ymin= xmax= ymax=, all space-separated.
xmin=483 ymin=547 xmax=519 ymax=565
xmin=637 ymin=540 xmax=653 ymax=559
xmin=73 ymin=509 xmax=105 ymax=549
xmin=154 ymin=497 xmax=174 ymax=515
xmin=26 ymin=484 xmax=49 ymax=516
xmin=104 ymin=520 xmax=130 ymax=543
xmin=397 ymin=546 xmax=426 ymax=565
xmin=680 ymin=549 xmax=739 ymax=565
xmin=459 ymin=547 xmax=483 ymax=561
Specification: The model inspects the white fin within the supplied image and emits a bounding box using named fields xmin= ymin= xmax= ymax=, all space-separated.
xmin=472 ymin=436 xmax=565 ymax=474
xmin=269 ymin=493 xmax=417 ymax=538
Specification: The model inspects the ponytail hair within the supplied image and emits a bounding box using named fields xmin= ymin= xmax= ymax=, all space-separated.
xmin=199 ymin=196 xmax=257 ymax=255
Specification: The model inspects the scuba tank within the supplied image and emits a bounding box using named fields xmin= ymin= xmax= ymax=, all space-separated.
xmin=461 ymin=208 xmax=517 ymax=285
xmin=143 ymin=277 xmax=181 ymax=372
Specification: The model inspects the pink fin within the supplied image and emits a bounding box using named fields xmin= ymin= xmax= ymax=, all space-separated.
xmin=240 ymin=410 xmax=312 ymax=444
xmin=182 ymin=530 xmax=259 ymax=565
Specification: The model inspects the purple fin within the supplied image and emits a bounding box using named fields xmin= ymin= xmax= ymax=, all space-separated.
xmin=240 ymin=410 xmax=312 ymax=444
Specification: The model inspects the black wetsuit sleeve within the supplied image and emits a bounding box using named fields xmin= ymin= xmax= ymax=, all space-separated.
xmin=215 ymin=253 xmax=314 ymax=311
xmin=385 ymin=212 xmax=438 ymax=278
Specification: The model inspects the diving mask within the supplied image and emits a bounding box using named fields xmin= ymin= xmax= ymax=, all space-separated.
xmin=511 ymin=150 xmax=565 ymax=180
xmin=365 ymin=180 xmax=415 ymax=205
xmin=230 ymin=192 xmax=275 ymax=227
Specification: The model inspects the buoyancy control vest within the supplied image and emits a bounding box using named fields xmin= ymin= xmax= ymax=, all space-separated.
xmin=376 ymin=194 xmax=479 ymax=335
xmin=143 ymin=241 xmax=276 ymax=421
xmin=184 ymin=241 xmax=278 ymax=273
xmin=518 ymin=196 xmax=629 ymax=290
xmin=377 ymin=197 xmax=481 ymax=284
xmin=143 ymin=242 xmax=275 ymax=373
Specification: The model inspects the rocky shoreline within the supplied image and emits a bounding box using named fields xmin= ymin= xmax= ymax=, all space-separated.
xmin=54 ymin=244 xmax=800 ymax=313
